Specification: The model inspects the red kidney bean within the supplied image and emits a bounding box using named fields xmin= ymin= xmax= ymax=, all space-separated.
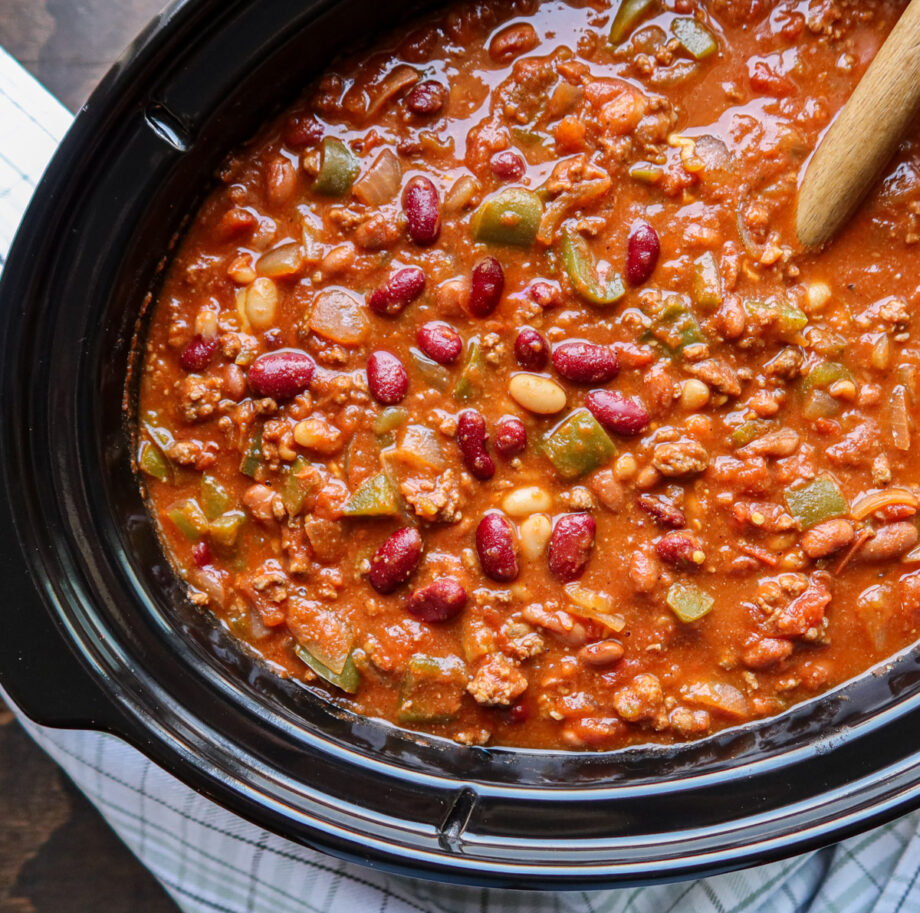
xmin=406 ymin=577 xmax=468 ymax=622
xmin=476 ymin=512 xmax=519 ymax=582
xmin=282 ymin=113 xmax=322 ymax=148
xmin=369 ymin=527 xmax=423 ymax=594
xmin=367 ymin=350 xmax=409 ymax=404
xmin=585 ymin=390 xmax=650 ymax=436
xmin=192 ymin=542 xmax=213 ymax=568
xmin=655 ymin=531 xmax=702 ymax=570
xmin=402 ymin=175 xmax=441 ymax=245
xmin=248 ymin=349 xmax=315 ymax=399
xmin=636 ymin=494 xmax=686 ymax=529
xmin=626 ymin=221 xmax=660 ymax=286
xmin=528 ymin=280 xmax=563 ymax=309
xmin=406 ymin=80 xmax=448 ymax=115
xmin=548 ymin=513 xmax=596 ymax=582
xmin=490 ymin=150 xmax=526 ymax=181
xmin=468 ymin=257 xmax=504 ymax=317
xmin=508 ymin=700 xmax=530 ymax=723
xmin=180 ymin=335 xmax=219 ymax=372
xmin=494 ymin=415 xmax=527 ymax=456
xmin=552 ymin=341 xmax=619 ymax=384
xmin=457 ymin=409 xmax=495 ymax=480
xmin=368 ymin=266 xmax=426 ymax=316
xmin=416 ymin=322 xmax=462 ymax=364
xmin=514 ymin=327 xmax=549 ymax=370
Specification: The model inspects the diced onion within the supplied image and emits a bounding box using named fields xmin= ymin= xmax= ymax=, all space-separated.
xmin=353 ymin=148 xmax=402 ymax=206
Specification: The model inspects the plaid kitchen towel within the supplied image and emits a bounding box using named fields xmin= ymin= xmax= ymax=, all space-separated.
xmin=4 ymin=43 xmax=920 ymax=913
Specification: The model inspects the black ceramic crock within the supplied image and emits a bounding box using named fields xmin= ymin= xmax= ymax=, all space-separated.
xmin=3 ymin=0 xmax=920 ymax=890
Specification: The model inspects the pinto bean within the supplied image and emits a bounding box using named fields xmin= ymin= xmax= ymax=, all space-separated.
xmin=476 ymin=512 xmax=519 ymax=582
xmin=242 ymin=484 xmax=277 ymax=522
xmin=628 ymin=550 xmax=661 ymax=593
xmin=801 ymin=519 xmax=855 ymax=558
xmin=548 ymin=513 xmax=596 ymax=582
xmin=369 ymin=527 xmax=423 ymax=594
xmin=456 ymin=409 xmax=495 ymax=480
xmin=579 ymin=639 xmax=625 ymax=667
xmin=488 ymin=22 xmax=539 ymax=63
xmin=857 ymin=522 xmax=919 ymax=562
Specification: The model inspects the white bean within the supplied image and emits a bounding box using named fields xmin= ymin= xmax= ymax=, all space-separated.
xmin=508 ymin=373 xmax=566 ymax=415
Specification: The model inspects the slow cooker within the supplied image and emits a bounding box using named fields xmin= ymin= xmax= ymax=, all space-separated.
xmin=3 ymin=0 xmax=920 ymax=889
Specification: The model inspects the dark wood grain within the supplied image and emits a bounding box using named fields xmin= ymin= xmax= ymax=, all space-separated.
xmin=0 ymin=4 xmax=183 ymax=909
xmin=0 ymin=0 xmax=165 ymax=112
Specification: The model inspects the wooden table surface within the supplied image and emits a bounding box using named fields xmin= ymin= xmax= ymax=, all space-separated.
xmin=1 ymin=4 xmax=182 ymax=910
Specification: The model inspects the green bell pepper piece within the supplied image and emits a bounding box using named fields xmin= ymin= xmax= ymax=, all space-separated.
xmin=209 ymin=510 xmax=247 ymax=547
xmin=731 ymin=419 xmax=773 ymax=448
xmin=201 ymin=474 xmax=231 ymax=520
xmin=138 ymin=440 xmax=170 ymax=482
xmin=313 ymin=137 xmax=360 ymax=196
xmin=374 ymin=406 xmax=409 ymax=437
xmin=801 ymin=362 xmax=853 ymax=420
xmin=561 ymin=227 xmax=626 ymax=306
xmin=342 ymin=472 xmax=400 ymax=517
xmin=744 ymin=298 xmax=808 ymax=339
xmin=471 ymin=187 xmax=543 ymax=247
xmin=409 ymin=349 xmax=450 ymax=392
xmin=141 ymin=413 xmax=174 ymax=453
xmin=454 ymin=339 xmax=485 ymax=402
xmin=398 ymin=654 xmax=468 ymax=723
xmin=784 ymin=476 xmax=849 ymax=530
xmin=542 ymin=409 xmax=616 ymax=479
xmin=692 ymin=251 xmax=722 ymax=310
xmin=666 ymin=582 xmax=715 ymax=623
xmin=167 ymin=498 xmax=210 ymax=541
xmin=510 ymin=126 xmax=547 ymax=149
xmin=671 ymin=17 xmax=719 ymax=59
xmin=296 ymin=645 xmax=361 ymax=694
xmin=280 ymin=456 xmax=317 ymax=517
xmin=645 ymin=298 xmax=705 ymax=355
xmin=609 ymin=0 xmax=656 ymax=44
xmin=239 ymin=427 xmax=263 ymax=478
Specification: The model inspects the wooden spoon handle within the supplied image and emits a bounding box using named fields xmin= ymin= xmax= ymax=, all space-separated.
xmin=796 ymin=0 xmax=920 ymax=247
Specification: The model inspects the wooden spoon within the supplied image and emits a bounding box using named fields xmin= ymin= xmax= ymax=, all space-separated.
xmin=796 ymin=0 xmax=920 ymax=248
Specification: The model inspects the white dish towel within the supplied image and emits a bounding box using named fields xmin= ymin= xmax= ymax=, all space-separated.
xmin=3 ymin=44 xmax=920 ymax=913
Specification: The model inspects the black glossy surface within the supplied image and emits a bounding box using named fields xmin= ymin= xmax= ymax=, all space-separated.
xmin=3 ymin=0 xmax=920 ymax=888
